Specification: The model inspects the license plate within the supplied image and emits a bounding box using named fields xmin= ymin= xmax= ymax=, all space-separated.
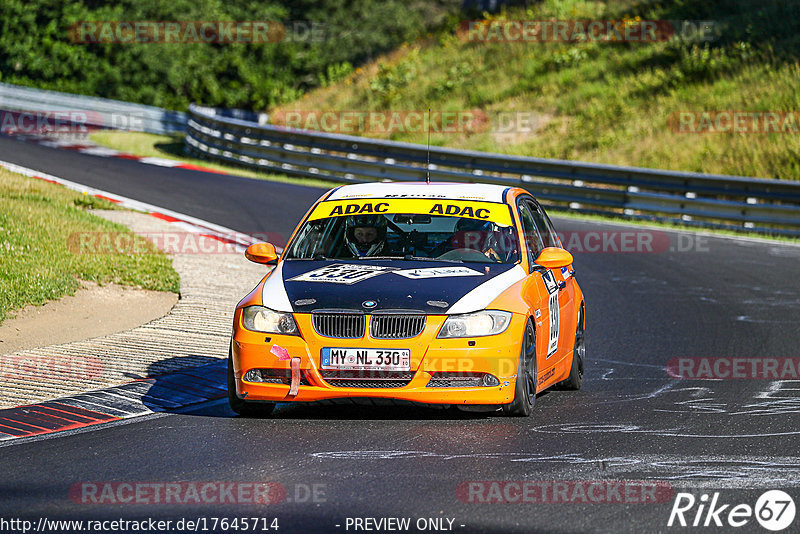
xmin=321 ymin=348 xmax=410 ymax=370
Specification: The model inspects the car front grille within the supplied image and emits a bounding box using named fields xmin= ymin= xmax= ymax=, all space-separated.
xmin=319 ymin=370 xmax=414 ymax=389
xmin=370 ymin=314 xmax=426 ymax=339
xmin=312 ymin=311 xmax=365 ymax=338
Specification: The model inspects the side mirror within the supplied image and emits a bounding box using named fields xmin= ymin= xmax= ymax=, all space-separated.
xmin=245 ymin=242 xmax=278 ymax=265
xmin=534 ymin=247 xmax=573 ymax=269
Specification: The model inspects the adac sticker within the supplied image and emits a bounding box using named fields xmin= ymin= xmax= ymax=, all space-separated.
xmin=309 ymin=198 xmax=512 ymax=226
xmin=393 ymin=266 xmax=484 ymax=279
xmin=288 ymin=263 xmax=393 ymax=285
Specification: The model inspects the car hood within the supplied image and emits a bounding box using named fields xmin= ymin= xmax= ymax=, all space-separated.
xmin=266 ymin=260 xmax=526 ymax=315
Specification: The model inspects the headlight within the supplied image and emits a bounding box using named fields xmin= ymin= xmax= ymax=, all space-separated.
xmin=438 ymin=310 xmax=512 ymax=338
xmin=242 ymin=306 xmax=298 ymax=335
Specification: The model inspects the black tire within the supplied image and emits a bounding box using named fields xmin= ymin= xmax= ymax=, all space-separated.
xmin=503 ymin=319 xmax=537 ymax=417
xmin=227 ymin=347 xmax=276 ymax=417
xmin=558 ymin=304 xmax=585 ymax=390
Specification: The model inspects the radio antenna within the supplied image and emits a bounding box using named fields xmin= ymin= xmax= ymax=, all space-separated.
xmin=426 ymin=108 xmax=431 ymax=185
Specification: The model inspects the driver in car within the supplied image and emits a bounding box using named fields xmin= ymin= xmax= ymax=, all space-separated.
xmin=344 ymin=215 xmax=387 ymax=257
xmin=452 ymin=218 xmax=504 ymax=262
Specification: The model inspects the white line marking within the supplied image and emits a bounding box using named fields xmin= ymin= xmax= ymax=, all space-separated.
xmin=78 ymin=146 xmax=120 ymax=156
xmin=138 ymin=157 xmax=184 ymax=167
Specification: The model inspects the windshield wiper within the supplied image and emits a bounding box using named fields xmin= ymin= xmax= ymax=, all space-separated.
xmin=350 ymin=256 xmax=406 ymax=260
xmin=289 ymin=254 xmax=329 ymax=261
xmin=350 ymin=255 xmax=463 ymax=263
xmin=403 ymin=255 xmax=463 ymax=263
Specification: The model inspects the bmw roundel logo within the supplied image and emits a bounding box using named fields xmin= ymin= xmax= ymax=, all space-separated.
xmin=362 ymin=300 xmax=377 ymax=309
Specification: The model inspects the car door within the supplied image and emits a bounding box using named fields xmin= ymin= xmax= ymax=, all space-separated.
xmin=516 ymin=199 xmax=560 ymax=379
xmin=529 ymin=200 xmax=577 ymax=363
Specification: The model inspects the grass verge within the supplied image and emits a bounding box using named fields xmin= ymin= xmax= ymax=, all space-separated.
xmin=0 ymin=168 xmax=180 ymax=324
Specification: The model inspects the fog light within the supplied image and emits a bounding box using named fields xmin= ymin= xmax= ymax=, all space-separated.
xmin=243 ymin=369 xmax=262 ymax=382
xmin=481 ymin=374 xmax=500 ymax=387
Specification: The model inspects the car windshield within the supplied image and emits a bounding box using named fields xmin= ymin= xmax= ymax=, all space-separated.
xmin=285 ymin=212 xmax=520 ymax=264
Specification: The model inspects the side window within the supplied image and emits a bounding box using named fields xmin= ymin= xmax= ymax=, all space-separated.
xmin=517 ymin=200 xmax=545 ymax=268
xmin=530 ymin=201 xmax=561 ymax=248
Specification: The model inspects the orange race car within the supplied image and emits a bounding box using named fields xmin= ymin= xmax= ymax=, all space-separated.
xmin=229 ymin=182 xmax=585 ymax=416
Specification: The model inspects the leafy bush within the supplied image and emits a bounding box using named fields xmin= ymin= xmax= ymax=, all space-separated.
xmin=430 ymin=61 xmax=475 ymax=98
xmin=369 ymin=49 xmax=421 ymax=107
xmin=0 ymin=0 xmax=461 ymax=111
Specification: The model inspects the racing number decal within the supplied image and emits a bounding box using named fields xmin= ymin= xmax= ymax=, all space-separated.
xmin=541 ymin=270 xmax=560 ymax=358
xmin=547 ymin=291 xmax=560 ymax=358
xmin=288 ymin=264 xmax=393 ymax=285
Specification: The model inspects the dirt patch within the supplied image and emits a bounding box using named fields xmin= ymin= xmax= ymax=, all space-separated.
xmin=0 ymin=282 xmax=177 ymax=355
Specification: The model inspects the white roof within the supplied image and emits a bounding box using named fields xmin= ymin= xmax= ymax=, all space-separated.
xmin=326 ymin=182 xmax=509 ymax=203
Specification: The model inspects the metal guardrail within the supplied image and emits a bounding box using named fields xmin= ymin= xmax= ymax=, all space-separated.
xmin=0 ymin=82 xmax=186 ymax=135
xmin=186 ymin=104 xmax=800 ymax=236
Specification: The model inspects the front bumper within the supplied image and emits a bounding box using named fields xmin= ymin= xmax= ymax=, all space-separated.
xmin=231 ymin=312 xmax=525 ymax=405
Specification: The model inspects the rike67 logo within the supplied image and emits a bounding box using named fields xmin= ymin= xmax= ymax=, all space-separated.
xmin=668 ymin=490 xmax=796 ymax=531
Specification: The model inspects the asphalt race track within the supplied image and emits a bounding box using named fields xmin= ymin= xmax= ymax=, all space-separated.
xmin=1 ymin=135 xmax=800 ymax=533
